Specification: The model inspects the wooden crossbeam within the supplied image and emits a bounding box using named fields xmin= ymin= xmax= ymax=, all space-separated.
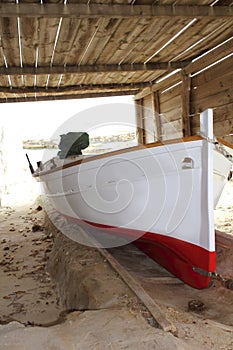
xmin=0 ymin=90 xmax=137 ymax=104
xmin=0 ymin=4 xmax=232 ymax=18
xmin=0 ymin=82 xmax=147 ymax=94
xmin=0 ymin=62 xmax=189 ymax=76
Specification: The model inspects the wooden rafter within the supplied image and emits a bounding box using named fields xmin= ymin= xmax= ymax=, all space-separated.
xmin=0 ymin=61 xmax=190 ymax=76
xmin=0 ymin=82 xmax=147 ymax=94
xmin=0 ymin=90 xmax=137 ymax=104
xmin=0 ymin=4 xmax=232 ymax=18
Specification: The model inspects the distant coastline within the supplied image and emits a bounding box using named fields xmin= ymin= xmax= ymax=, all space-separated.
xmin=23 ymin=132 xmax=136 ymax=150
xmin=23 ymin=139 xmax=58 ymax=150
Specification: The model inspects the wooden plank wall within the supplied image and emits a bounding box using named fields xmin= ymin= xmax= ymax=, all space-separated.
xmin=135 ymin=54 xmax=233 ymax=144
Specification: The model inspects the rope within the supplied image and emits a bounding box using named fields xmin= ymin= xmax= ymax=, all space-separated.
xmin=212 ymin=273 xmax=233 ymax=291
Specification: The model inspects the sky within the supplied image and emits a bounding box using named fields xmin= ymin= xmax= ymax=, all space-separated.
xmin=0 ymin=95 xmax=136 ymax=140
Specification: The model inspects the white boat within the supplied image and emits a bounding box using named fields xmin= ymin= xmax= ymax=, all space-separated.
xmin=33 ymin=109 xmax=233 ymax=289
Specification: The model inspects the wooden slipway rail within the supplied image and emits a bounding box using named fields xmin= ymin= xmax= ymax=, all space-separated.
xmin=99 ymin=245 xmax=177 ymax=333
xmin=78 ymin=224 xmax=178 ymax=332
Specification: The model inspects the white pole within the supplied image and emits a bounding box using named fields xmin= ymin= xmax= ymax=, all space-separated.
xmin=200 ymin=108 xmax=213 ymax=139
xmin=200 ymin=108 xmax=215 ymax=252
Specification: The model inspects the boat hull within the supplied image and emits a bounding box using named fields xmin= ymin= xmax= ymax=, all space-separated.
xmin=37 ymin=137 xmax=232 ymax=289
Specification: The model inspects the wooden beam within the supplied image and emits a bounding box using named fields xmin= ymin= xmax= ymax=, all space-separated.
xmin=134 ymin=71 xmax=181 ymax=100
xmin=135 ymin=99 xmax=144 ymax=145
xmin=0 ymin=61 xmax=190 ymax=76
xmin=134 ymin=87 xmax=152 ymax=101
xmin=0 ymin=4 xmax=232 ymax=18
xmin=181 ymin=71 xmax=191 ymax=137
xmin=0 ymin=82 xmax=147 ymax=94
xmin=97 ymin=246 xmax=176 ymax=333
xmin=0 ymin=90 xmax=137 ymax=104
xmin=152 ymin=91 xmax=162 ymax=140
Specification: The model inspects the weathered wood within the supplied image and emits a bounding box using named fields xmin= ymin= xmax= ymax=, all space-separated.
xmin=160 ymin=108 xmax=183 ymax=124
xmin=142 ymin=94 xmax=156 ymax=143
xmin=159 ymin=84 xmax=182 ymax=105
xmin=191 ymin=103 xmax=233 ymax=131
xmin=191 ymin=87 xmax=233 ymax=114
xmin=135 ymin=99 xmax=144 ymax=145
xmin=185 ymin=37 xmax=233 ymax=75
xmin=0 ymin=61 xmax=190 ymax=76
xmin=98 ymin=247 xmax=176 ymax=333
xmin=213 ymin=119 xmax=233 ymax=136
xmin=0 ymin=90 xmax=137 ymax=104
xmin=191 ymin=114 xmax=233 ymax=137
xmin=192 ymin=72 xmax=233 ymax=103
xmin=160 ymin=94 xmax=182 ymax=115
xmin=161 ymin=19 xmax=233 ymax=64
xmin=220 ymin=135 xmax=233 ymax=144
xmin=134 ymin=71 xmax=182 ymax=100
xmin=152 ymin=91 xmax=162 ymax=141
xmin=34 ymin=17 xmax=61 ymax=67
xmin=82 ymin=18 xmax=122 ymax=65
xmin=214 ymin=103 xmax=233 ymax=123
xmin=134 ymin=87 xmax=153 ymax=101
xmin=141 ymin=276 xmax=183 ymax=285
xmin=103 ymin=17 xmax=154 ymax=64
xmin=0 ymin=82 xmax=147 ymax=94
xmin=191 ymin=56 xmax=233 ymax=87
xmin=120 ymin=18 xmax=179 ymax=64
xmin=0 ymin=4 xmax=232 ymax=18
xmin=162 ymin=119 xmax=183 ymax=140
xmin=216 ymin=230 xmax=233 ymax=249
xmin=0 ymin=17 xmax=21 ymax=67
xmin=181 ymin=71 xmax=191 ymax=137
xmin=0 ymin=21 xmax=6 ymax=67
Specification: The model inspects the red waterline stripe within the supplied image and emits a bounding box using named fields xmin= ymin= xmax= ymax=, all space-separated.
xmin=60 ymin=212 xmax=216 ymax=289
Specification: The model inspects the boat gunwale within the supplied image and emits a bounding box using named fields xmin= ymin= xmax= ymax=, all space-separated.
xmin=34 ymin=135 xmax=204 ymax=178
xmin=216 ymin=137 xmax=233 ymax=150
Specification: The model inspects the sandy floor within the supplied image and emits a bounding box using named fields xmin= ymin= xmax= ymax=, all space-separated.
xmin=0 ymin=204 xmax=62 ymax=325
xmin=214 ymin=180 xmax=233 ymax=235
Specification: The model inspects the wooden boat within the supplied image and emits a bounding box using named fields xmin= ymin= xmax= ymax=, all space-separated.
xmin=33 ymin=109 xmax=233 ymax=289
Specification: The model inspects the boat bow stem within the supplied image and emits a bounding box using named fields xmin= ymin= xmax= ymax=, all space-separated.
xmin=193 ymin=267 xmax=233 ymax=290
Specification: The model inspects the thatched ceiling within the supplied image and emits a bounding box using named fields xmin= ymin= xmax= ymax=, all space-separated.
xmin=0 ymin=1 xmax=232 ymax=103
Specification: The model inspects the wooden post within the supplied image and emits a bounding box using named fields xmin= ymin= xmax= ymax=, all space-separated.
xmin=152 ymin=91 xmax=162 ymax=141
xmin=135 ymin=99 xmax=144 ymax=145
xmin=181 ymin=71 xmax=191 ymax=137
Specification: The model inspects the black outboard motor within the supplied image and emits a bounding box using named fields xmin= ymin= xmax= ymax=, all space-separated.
xmin=57 ymin=132 xmax=89 ymax=159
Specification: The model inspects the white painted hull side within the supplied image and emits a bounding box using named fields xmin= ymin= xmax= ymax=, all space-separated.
xmin=40 ymin=139 xmax=230 ymax=250
xmin=37 ymin=138 xmax=232 ymax=288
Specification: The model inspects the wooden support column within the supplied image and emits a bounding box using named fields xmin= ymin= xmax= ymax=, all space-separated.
xmin=181 ymin=71 xmax=191 ymax=137
xmin=152 ymin=91 xmax=162 ymax=141
xmin=135 ymin=99 xmax=145 ymax=145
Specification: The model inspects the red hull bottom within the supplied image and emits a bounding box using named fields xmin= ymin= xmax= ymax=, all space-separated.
xmin=59 ymin=213 xmax=216 ymax=289
xmin=134 ymin=232 xmax=215 ymax=289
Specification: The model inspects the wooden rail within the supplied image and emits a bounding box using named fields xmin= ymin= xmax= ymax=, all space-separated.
xmin=0 ymin=4 xmax=232 ymax=18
